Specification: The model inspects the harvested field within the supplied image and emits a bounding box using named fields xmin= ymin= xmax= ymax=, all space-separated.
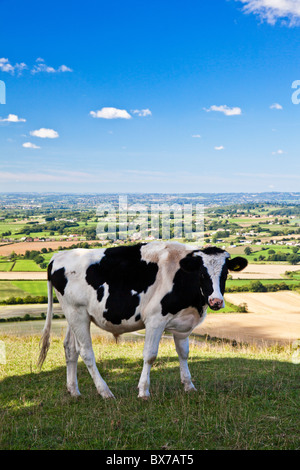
xmin=230 ymin=263 xmax=300 ymax=279
xmin=225 ymin=291 xmax=300 ymax=315
xmin=194 ymin=291 xmax=300 ymax=345
xmin=0 ymin=240 xmax=96 ymax=256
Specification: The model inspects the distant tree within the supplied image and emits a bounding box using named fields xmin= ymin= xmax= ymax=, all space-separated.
xmin=244 ymin=247 xmax=252 ymax=255
xmin=249 ymin=280 xmax=267 ymax=292
xmin=287 ymin=254 xmax=300 ymax=265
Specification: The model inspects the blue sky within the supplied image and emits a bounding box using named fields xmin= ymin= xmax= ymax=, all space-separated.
xmin=0 ymin=0 xmax=300 ymax=193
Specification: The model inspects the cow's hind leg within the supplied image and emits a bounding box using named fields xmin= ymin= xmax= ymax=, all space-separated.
xmin=173 ymin=335 xmax=197 ymax=392
xmin=64 ymin=325 xmax=80 ymax=397
xmin=64 ymin=308 xmax=115 ymax=399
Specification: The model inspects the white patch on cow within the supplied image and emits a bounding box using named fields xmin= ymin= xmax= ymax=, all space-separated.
xmin=196 ymin=251 xmax=230 ymax=307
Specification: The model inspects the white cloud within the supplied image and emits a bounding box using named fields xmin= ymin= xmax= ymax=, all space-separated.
xmin=0 ymin=58 xmax=14 ymax=73
xmin=0 ymin=57 xmax=72 ymax=75
xmin=131 ymin=109 xmax=152 ymax=117
xmin=58 ymin=65 xmax=73 ymax=72
xmin=0 ymin=58 xmax=27 ymax=75
xmin=22 ymin=142 xmax=40 ymax=149
xmin=0 ymin=114 xmax=26 ymax=123
xmin=272 ymin=149 xmax=285 ymax=155
xmin=204 ymin=105 xmax=242 ymax=116
xmin=90 ymin=107 xmax=132 ymax=119
xmin=192 ymin=134 xmax=201 ymax=138
xmin=214 ymin=146 xmax=224 ymax=150
xmin=30 ymin=128 xmax=59 ymax=138
xmin=270 ymin=103 xmax=283 ymax=110
xmin=31 ymin=60 xmax=73 ymax=74
xmin=236 ymin=0 xmax=300 ymax=25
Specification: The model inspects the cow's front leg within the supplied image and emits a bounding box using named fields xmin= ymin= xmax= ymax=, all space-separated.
xmin=138 ymin=323 xmax=165 ymax=399
xmin=173 ymin=335 xmax=197 ymax=392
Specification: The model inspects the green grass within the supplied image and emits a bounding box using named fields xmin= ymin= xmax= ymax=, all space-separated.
xmin=226 ymin=278 xmax=300 ymax=288
xmin=0 ymin=281 xmax=27 ymax=300
xmin=42 ymin=252 xmax=56 ymax=262
xmin=0 ymin=335 xmax=299 ymax=450
xmin=227 ymin=245 xmax=300 ymax=264
xmin=0 ymin=262 xmax=14 ymax=272
xmin=0 ymin=281 xmax=48 ymax=301
xmin=12 ymin=260 xmax=44 ymax=272
xmin=11 ymin=281 xmax=48 ymax=297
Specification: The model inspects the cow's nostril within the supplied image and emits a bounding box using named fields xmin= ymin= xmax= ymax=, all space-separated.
xmin=209 ymin=298 xmax=223 ymax=307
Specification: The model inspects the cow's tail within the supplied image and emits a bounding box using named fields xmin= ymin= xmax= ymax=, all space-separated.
xmin=37 ymin=277 xmax=53 ymax=369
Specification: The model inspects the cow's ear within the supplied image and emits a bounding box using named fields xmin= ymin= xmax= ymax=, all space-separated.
xmin=180 ymin=255 xmax=201 ymax=273
xmin=227 ymin=256 xmax=248 ymax=272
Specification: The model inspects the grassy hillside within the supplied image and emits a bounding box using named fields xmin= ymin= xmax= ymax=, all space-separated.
xmin=0 ymin=335 xmax=299 ymax=450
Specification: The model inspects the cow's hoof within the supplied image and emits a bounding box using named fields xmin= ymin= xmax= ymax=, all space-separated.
xmin=67 ymin=386 xmax=81 ymax=397
xmin=101 ymin=388 xmax=115 ymax=399
xmin=138 ymin=390 xmax=150 ymax=400
xmin=184 ymin=383 xmax=197 ymax=393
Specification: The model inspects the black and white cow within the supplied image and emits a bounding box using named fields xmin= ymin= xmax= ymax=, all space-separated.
xmin=38 ymin=241 xmax=247 ymax=399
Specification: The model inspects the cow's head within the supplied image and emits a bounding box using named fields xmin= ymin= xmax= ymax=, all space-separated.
xmin=180 ymin=247 xmax=248 ymax=311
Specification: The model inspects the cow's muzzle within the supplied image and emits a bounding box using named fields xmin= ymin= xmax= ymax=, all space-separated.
xmin=208 ymin=298 xmax=224 ymax=311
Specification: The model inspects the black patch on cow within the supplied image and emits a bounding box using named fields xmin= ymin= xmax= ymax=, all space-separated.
xmin=96 ymin=285 xmax=104 ymax=302
xmin=161 ymin=256 xmax=206 ymax=317
xmin=135 ymin=313 xmax=141 ymax=322
xmin=227 ymin=256 xmax=248 ymax=272
xmin=85 ymin=243 xmax=158 ymax=325
xmin=201 ymin=247 xmax=225 ymax=255
xmin=48 ymin=260 xmax=68 ymax=295
xmin=219 ymin=262 xmax=228 ymax=296
xmin=161 ymin=251 xmax=229 ymax=316
xmin=47 ymin=260 xmax=53 ymax=281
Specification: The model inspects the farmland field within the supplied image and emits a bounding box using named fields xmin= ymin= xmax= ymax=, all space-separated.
xmin=0 ymin=281 xmax=48 ymax=301
xmin=12 ymin=260 xmax=44 ymax=272
xmin=0 ymin=262 xmax=13 ymax=272
xmin=0 ymin=241 xmax=96 ymax=256
xmin=0 ymin=281 xmax=27 ymax=300
xmin=0 ymin=334 xmax=299 ymax=450
xmin=229 ymin=264 xmax=300 ymax=279
xmin=226 ymin=278 xmax=300 ymax=288
xmin=225 ymin=291 xmax=300 ymax=315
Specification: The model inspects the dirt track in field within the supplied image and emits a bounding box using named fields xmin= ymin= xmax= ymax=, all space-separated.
xmin=0 ymin=272 xmax=47 ymax=280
